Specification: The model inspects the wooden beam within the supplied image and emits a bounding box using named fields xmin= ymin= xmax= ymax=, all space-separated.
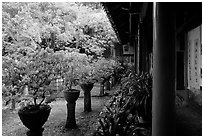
xmin=140 ymin=2 xmax=148 ymax=22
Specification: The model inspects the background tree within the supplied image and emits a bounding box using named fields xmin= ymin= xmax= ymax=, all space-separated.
xmin=2 ymin=2 xmax=118 ymax=56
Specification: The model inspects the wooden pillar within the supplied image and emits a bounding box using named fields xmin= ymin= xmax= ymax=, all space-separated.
xmin=135 ymin=23 xmax=140 ymax=74
xmin=152 ymin=2 xmax=176 ymax=135
xmin=139 ymin=22 xmax=148 ymax=72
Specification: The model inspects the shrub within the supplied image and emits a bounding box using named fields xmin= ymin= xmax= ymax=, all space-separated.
xmin=95 ymin=71 xmax=152 ymax=136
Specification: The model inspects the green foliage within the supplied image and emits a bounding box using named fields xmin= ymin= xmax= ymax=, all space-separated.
xmin=2 ymin=48 xmax=61 ymax=108
xmin=93 ymin=58 xmax=121 ymax=82
xmin=22 ymin=48 xmax=60 ymax=106
xmin=2 ymin=56 xmax=27 ymax=106
xmin=95 ymin=72 xmax=152 ymax=136
xmin=55 ymin=50 xmax=96 ymax=89
xmin=121 ymin=72 xmax=152 ymax=120
xmin=2 ymin=2 xmax=117 ymax=56
xmin=56 ymin=52 xmax=123 ymax=89
xmin=2 ymin=2 xmax=119 ymax=108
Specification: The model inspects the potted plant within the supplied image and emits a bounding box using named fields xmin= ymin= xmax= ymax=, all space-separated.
xmin=78 ymin=58 xmax=97 ymax=112
xmin=58 ymin=50 xmax=89 ymax=128
xmin=94 ymin=58 xmax=117 ymax=96
xmin=17 ymin=48 xmax=59 ymax=136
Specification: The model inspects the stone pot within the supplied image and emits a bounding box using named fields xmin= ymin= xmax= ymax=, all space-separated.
xmin=63 ymin=89 xmax=80 ymax=129
xmin=80 ymin=83 xmax=94 ymax=112
xmin=64 ymin=89 xmax=80 ymax=103
xmin=18 ymin=104 xmax=51 ymax=136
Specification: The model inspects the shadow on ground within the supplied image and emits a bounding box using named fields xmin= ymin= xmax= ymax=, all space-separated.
xmin=2 ymin=96 xmax=110 ymax=136
xmin=176 ymin=104 xmax=202 ymax=136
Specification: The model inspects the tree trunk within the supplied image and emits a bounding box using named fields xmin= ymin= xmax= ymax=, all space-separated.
xmin=80 ymin=83 xmax=94 ymax=112
xmin=11 ymin=98 xmax=15 ymax=110
xmin=50 ymin=32 xmax=55 ymax=49
xmin=110 ymin=76 xmax=116 ymax=88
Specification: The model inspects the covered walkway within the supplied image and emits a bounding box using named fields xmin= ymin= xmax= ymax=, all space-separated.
xmin=176 ymin=104 xmax=202 ymax=136
xmin=103 ymin=2 xmax=202 ymax=136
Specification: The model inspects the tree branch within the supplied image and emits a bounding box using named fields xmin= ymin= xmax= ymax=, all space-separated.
xmin=38 ymin=90 xmax=46 ymax=106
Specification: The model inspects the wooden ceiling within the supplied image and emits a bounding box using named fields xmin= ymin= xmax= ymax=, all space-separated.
xmin=102 ymin=2 xmax=146 ymax=44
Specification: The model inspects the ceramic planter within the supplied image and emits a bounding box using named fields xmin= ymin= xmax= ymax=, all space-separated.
xmin=18 ymin=104 xmax=51 ymax=136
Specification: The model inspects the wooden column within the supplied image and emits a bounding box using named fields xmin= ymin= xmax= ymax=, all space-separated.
xmin=135 ymin=23 xmax=140 ymax=74
xmin=139 ymin=22 xmax=148 ymax=72
xmin=152 ymin=2 xmax=176 ymax=135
